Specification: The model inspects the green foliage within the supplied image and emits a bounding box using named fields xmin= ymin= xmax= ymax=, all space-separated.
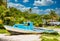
xmin=0 ymin=29 xmax=10 ymax=34
xmin=41 ymin=37 xmax=59 ymax=41
xmin=0 ymin=6 xmax=44 ymax=26
xmin=43 ymin=32 xmax=59 ymax=35
xmin=0 ymin=5 xmax=60 ymax=27
xmin=49 ymin=10 xmax=58 ymax=20
xmin=58 ymin=17 xmax=60 ymax=21
xmin=55 ymin=26 xmax=60 ymax=28
xmin=43 ymin=14 xmax=51 ymax=20
xmin=41 ymin=34 xmax=60 ymax=41
xmin=0 ymin=0 xmax=3 ymax=5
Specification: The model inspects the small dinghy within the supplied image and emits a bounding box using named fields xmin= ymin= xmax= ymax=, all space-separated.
xmin=4 ymin=22 xmax=57 ymax=35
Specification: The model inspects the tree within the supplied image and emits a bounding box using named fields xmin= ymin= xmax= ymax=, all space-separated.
xmin=49 ymin=10 xmax=58 ymax=21
xmin=28 ymin=8 xmax=32 ymax=14
xmin=43 ymin=14 xmax=51 ymax=20
xmin=29 ymin=8 xmax=32 ymax=12
xmin=0 ymin=0 xmax=7 ymax=8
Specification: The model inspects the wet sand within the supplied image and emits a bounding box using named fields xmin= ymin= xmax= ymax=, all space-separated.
xmin=0 ymin=34 xmax=41 ymax=41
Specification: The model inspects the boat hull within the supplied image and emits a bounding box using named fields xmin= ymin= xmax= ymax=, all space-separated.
xmin=4 ymin=25 xmax=43 ymax=35
xmin=7 ymin=30 xmax=42 ymax=35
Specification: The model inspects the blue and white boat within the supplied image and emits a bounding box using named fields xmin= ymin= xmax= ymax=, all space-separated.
xmin=4 ymin=22 xmax=57 ymax=35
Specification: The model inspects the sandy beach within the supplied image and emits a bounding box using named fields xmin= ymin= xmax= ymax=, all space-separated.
xmin=0 ymin=34 xmax=41 ymax=41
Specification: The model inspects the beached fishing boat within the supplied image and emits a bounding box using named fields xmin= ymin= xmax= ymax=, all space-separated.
xmin=4 ymin=22 xmax=57 ymax=35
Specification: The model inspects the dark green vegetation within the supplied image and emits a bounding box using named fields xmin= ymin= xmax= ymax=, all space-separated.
xmin=0 ymin=5 xmax=60 ymax=27
xmin=0 ymin=0 xmax=60 ymax=27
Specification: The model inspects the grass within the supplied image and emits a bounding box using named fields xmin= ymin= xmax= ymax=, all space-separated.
xmin=0 ymin=25 xmax=10 ymax=35
xmin=45 ymin=26 xmax=60 ymax=29
xmin=41 ymin=34 xmax=60 ymax=41
xmin=0 ymin=29 xmax=10 ymax=35
xmin=55 ymin=26 xmax=60 ymax=28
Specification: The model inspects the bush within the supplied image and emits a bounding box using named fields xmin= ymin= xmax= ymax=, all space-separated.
xmin=0 ymin=24 xmax=5 ymax=29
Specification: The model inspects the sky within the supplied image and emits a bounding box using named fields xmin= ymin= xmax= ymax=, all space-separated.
xmin=7 ymin=0 xmax=60 ymax=15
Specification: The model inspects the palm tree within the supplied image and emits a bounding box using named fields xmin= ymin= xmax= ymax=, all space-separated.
xmin=28 ymin=8 xmax=32 ymax=13
xmin=49 ymin=10 xmax=58 ymax=21
xmin=29 ymin=8 xmax=32 ymax=12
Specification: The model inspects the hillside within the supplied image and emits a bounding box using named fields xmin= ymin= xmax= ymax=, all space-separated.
xmin=0 ymin=5 xmax=60 ymax=27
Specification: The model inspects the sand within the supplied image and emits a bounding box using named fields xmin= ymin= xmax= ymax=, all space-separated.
xmin=0 ymin=34 xmax=41 ymax=41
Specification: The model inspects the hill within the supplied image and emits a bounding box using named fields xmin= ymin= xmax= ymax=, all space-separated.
xmin=0 ymin=5 xmax=60 ymax=27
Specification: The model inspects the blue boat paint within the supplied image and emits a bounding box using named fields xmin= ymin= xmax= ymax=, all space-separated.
xmin=13 ymin=22 xmax=34 ymax=30
xmin=12 ymin=22 xmax=57 ymax=33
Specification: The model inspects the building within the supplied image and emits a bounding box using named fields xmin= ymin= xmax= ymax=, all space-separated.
xmin=49 ymin=22 xmax=60 ymax=26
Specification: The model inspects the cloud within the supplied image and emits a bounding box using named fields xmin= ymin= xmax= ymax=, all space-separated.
xmin=15 ymin=0 xmax=18 ymax=2
xmin=33 ymin=0 xmax=54 ymax=6
xmin=55 ymin=8 xmax=60 ymax=15
xmin=8 ymin=2 xmax=24 ymax=8
xmin=23 ymin=0 xmax=29 ymax=3
xmin=32 ymin=7 xmax=41 ymax=14
xmin=7 ymin=0 xmax=10 ymax=2
xmin=7 ymin=2 xmax=60 ymax=15
xmin=32 ymin=7 xmax=54 ymax=14
xmin=32 ymin=7 xmax=49 ymax=14
xmin=7 ymin=2 xmax=30 ymax=12
xmin=33 ymin=7 xmax=38 ymax=9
